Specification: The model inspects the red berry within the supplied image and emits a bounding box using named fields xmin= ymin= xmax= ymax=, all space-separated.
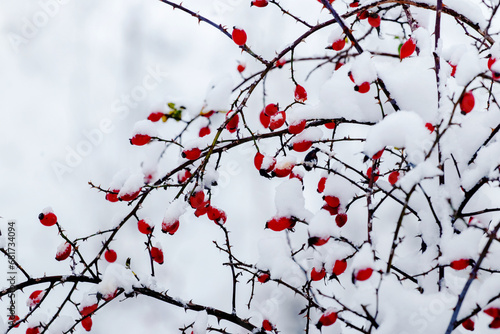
xmin=331 ymin=38 xmax=345 ymax=51
xmin=450 ymin=259 xmax=470 ymax=270
xmin=491 ymin=318 xmax=500 ymax=329
xmin=276 ymin=58 xmax=286 ymax=68
xmin=273 ymin=160 xmax=295 ymax=178
xmin=335 ymin=213 xmax=348 ymax=227
xmin=80 ymin=304 xmax=98 ymax=317
xmin=258 ymin=272 xmax=270 ymax=283
xmin=177 ymin=169 xmax=192 ymax=183
xmin=317 ymin=177 xmax=327 ymax=193
xmin=147 ymin=111 xmax=164 ymax=122
xmin=217 ymin=211 xmax=228 ymax=224
xmin=425 ymin=122 xmax=435 ymax=132
xmin=357 ymin=10 xmax=368 ymax=19
xmin=292 ymin=140 xmax=313 ymax=152
xmin=207 ymin=206 xmax=222 ymax=221
xmin=264 ymin=103 xmax=279 ymax=117
xmin=182 ymin=147 xmax=202 ymax=160
xmin=332 ymin=259 xmax=347 ymax=276
xmin=81 ymin=316 xmax=92 ymax=332
xmin=253 ymin=152 xmax=263 ymax=170
xmin=39 ymin=211 xmax=57 ymax=227
xmin=130 ymin=134 xmax=151 ymax=146
xmin=325 ymin=121 xmax=336 ymax=129
xmin=348 ymin=71 xmax=355 ymax=83
xmin=400 ymin=38 xmax=416 ymax=60
xmin=137 ymin=219 xmax=153 ymax=235
xmin=324 ymin=195 xmax=340 ymax=208
xmin=355 ymin=267 xmax=373 ymax=281
xmin=322 ymin=204 xmax=339 ymax=215
xmin=355 ymin=81 xmax=370 ymax=93
xmin=254 ymin=152 xmax=276 ymax=173
xmin=288 ymin=119 xmax=306 ymax=134
xmin=311 ymin=267 xmax=326 ymax=281
xmin=269 ymin=111 xmax=286 ymax=131
xmin=104 ymin=249 xmax=117 ymax=263
xmin=237 ymin=63 xmax=246 ymax=73
xmin=162 ymin=219 xmax=179 ymax=235
xmin=201 ymin=110 xmax=215 ymax=118
xmin=105 ymin=189 xmax=119 ymax=202
xmin=449 ymin=63 xmax=457 ymax=77
xmin=194 ymin=201 xmax=210 ymax=217
xmin=289 ymin=170 xmax=304 ymax=183
xmin=488 ymin=57 xmax=496 ymax=71
xmin=308 ymin=236 xmax=330 ymax=247
xmin=28 ymin=290 xmax=44 ymax=308
xmin=367 ymin=167 xmax=379 ymax=182
xmin=262 ymin=319 xmax=273 ymax=331
xmin=189 ymin=191 xmax=205 ymax=209
xmin=349 ymin=0 xmax=359 ymax=7
xmin=334 ymin=62 xmax=344 ymax=70
xmin=372 ymin=148 xmax=384 ymax=160
xmin=368 ymin=13 xmax=381 ymax=27
xmin=26 ymin=327 xmax=40 ymax=334
xmin=226 ymin=111 xmax=240 ymax=133
xmin=8 ymin=315 xmax=20 ymax=328
xmin=119 ymin=189 xmax=141 ymax=202
xmin=265 ymin=216 xmax=296 ymax=231
xmin=251 ymin=0 xmax=268 ymax=7
xmin=462 ymin=318 xmax=475 ymax=331
xmin=484 ymin=307 xmax=500 ymax=318
xmin=318 ymin=310 xmax=338 ymax=327
xmin=232 ymin=27 xmax=247 ymax=46
xmin=294 ymin=84 xmax=307 ymax=102
xmin=460 ymin=91 xmax=475 ymax=114
xmin=488 ymin=58 xmax=500 ymax=79
xmin=199 ymin=126 xmax=211 ymax=137
xmin=151 ymin=246 xmax=164 ymax=264
xmin=388 ymin=171 xmax=400 ymax=185
xmin=55 ymin=242 xmax=72 ymax=261
xmin=260 ymin=110 xmax=271 ymax=128
xmin=102 ymin=289 xmax=118 ymax=302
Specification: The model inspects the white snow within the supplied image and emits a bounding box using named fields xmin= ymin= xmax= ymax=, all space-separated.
xmin=375 ymin=56 xmax=438 ymax=121
xmin=350 ymin=52 xmax=377 ymax=84
xmin=98 ymin=263 xmax=137 ymax=297
xmin=192 ymin=310 xmax=208 ymax=334
xmin=274 ymin=178 xmax=311 ymax=220
xmin=163 ymin=199 xmax=187 ymax=224
xmin=398 ymin=160 xmax=443 ymax=192
xmin=204 ymin=75 xmax=234 ymax=112
xmin=132 ymin=119 xmax=158 ymax=137
xmin=118 ymin=171 xmax=144 ymax=197
xmin=327 ymin=26 xmax=344 ymax=45
xmin=350 ymin=243 xmax=375 ymax=271
xmin=364 ymin=111 xmax=433 ymax=164
xmin=454 ymin=49 xmax=482 ymax=86
xmin=290 ymin=127 xmax=323 ymax=145
xmin=439 ymin=227 xmax=484 ymax=263
xmin=55 ymin=241 xmax=71 ymax=257
xmin=257 ymin=237 xmax=304 ymax=281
